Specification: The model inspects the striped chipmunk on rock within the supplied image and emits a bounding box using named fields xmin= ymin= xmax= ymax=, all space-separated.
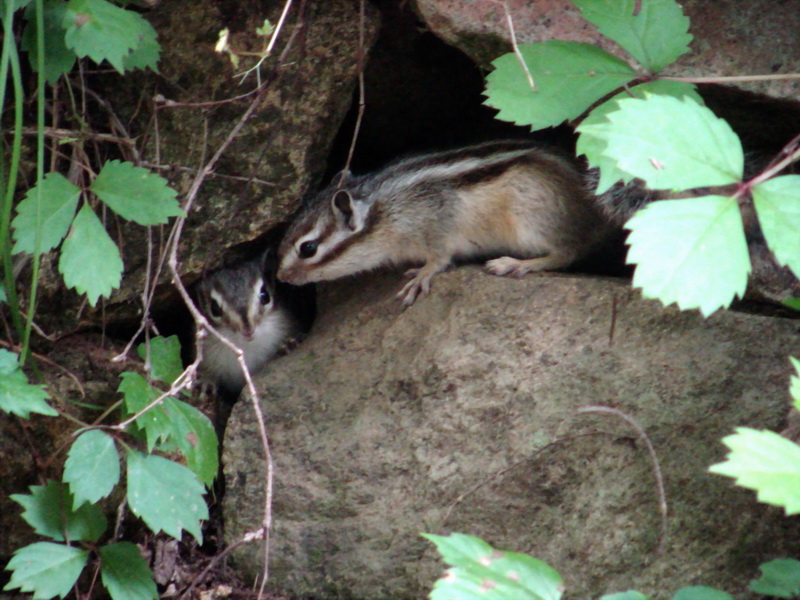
xmin=277 ymin=139 xmax=615 ymax=305
xmin=193 ymin=250 xmax=314 ymax=399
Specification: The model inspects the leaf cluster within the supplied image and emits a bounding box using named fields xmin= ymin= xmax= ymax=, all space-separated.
xmin=17 ymin=0 xmax=161 ymax=82
xmin=484 ymin=0 xmax=800 ymax=316
xmin=3 ymin=337 xmax=217 ymax=600
xmin=12 ymin=162 xmax=183 ymax=305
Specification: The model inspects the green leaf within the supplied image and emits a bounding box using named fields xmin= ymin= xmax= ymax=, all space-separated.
xmin=577 ymin=80 xmax=700 ymax=194
xmin=99 ymin=542 xmax=158 ymax=600
xmin=572 ymin=0 xmax=692 ymax=72
xmin=126 ymin=450 xmax=208 ymax=542
xmin=10 ymin=480 xmax=107 ymax=543
xmin=0 ymin=352 xmax=56 ymax=418
xmin=58 ymin=203 xmax=123 ymax=306
xmin=162 ymin=398 xmax=218 ymax=487
xmin=709 ymin=427 xmax=800 ymax=515
xmin=120 ymin=19 xmax=159 ymax=72
xmin=90 ymin=160 xmax=182 ymax=226
xmin=580 ymin=94 xmax=743 ymax=191
xmin=137 ymin=335 xmax=183 ymax=385
xmin=600 ymin=593 xmax=650 ymax=600
xmin=11 ymin=172 xmax=80 ymax=255
xmin=750 ymin=558 xmax=800 ymax=598
xmin=752 ymin=175 xmax=800 ymax=279
xmin=423 ymin=533 xmax=563 ymax=600
xmin=790 ymin=357 xmax=800 ymax=410
xmin=3 ymin=542 xmax=89 ymax=599
xmin=0 ymin=282 xmax=6 ymax=303
xmin=0 ymin=348 xmax=16 ymax=374
xmin=21 ymin=0 xmax=76 ymax=83
xmin=63 ymin=430 xmax=120 ymax=509
xmin=671 ymin=586 xmax=733 ymax=600
xmin=119 ymin=372 xmax=172 ymax=451
xmin=785 ymin=298 xmax=800 ymax=312
xmin=484 ymin=41 xmax=636 ymax=131
xmin=62 ymin=0 xmax=151 ymax=73
xmin=626 ymin=196 xmax=750 ymax=316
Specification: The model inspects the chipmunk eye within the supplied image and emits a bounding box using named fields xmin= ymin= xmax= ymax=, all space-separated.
xmin=298 ymin=240 xmax=318 ymax=259
xmin=209 ymin=298 xmax=223 ymax=319
xmin=259 ymin=284 xmax=271 ymax=305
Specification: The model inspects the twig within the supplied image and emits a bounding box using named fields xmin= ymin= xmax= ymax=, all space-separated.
xmin=177 ymin=528 xmax=265 ymax=600
xmin=489 ymin=0 xmax=535 ymax=91
xmin=744 ymin=132 xmax=800 ymax=189
xmin=140 ymin=161 xmax=279 ymax=187
xmin=340 ymin=0 xmax=367 ymax=180
xmin=661 ymin=73 xmax=800 ymax=84
xmin=576 ymin=405 xmax=669 ymax=555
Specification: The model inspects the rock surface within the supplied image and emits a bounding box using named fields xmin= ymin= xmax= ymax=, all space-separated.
xmin=411 ymin=0 xmax=800 ymax=99
xmin=223 ymin=268 xmax=800 ymax=599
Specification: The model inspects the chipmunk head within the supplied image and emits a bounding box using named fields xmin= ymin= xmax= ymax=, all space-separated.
xmin=278 ymin=176 xmax=383 ymax=285
xmin=195 ymin=253 xmax=277 ymax=342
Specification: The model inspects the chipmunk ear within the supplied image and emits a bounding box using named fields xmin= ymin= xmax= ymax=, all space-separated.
xmin=331 ymin=189 xmax=369 ymax=232
xmin=259 ymin=247 xmax=278 ymax=284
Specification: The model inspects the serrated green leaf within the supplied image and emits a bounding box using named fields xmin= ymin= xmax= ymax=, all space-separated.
xmin=600 ymin=593 xmax=650 ymax=600
xmin=626 ymin=196 xmax=750 ymax=316
xmin=21 ymin=0 xmax=76 ymax=83
xmin=752 ymin=175 xmax=800 ymax=279
xmin=577 ymin=80 xmax=700 ymax=194
xmin=120 ymin=19 xmax=159 ymax=72
xmin=11 ymin=480 xmax=107 ymax=543
xmin=119 ymin=372 xmax=172 ymax=451
xmin=423 ymin=533 xmax=563 ymax=600
xmin=3 ymin=542 xmax=89 ymax=599
xmin=64 ymin=430 xmax=120 ymax=509
xmin=91 ymin=160 xmax=182 ymax=226
xmin=99 ymin=542 xmax=158 ymax=600
xmin=709 ymin=427 xmax=800 ymax=515
xmin=62 ymin=0 xmax=150 ymax=73
xmin=161 ymin=398 xmax=218 ymax=487
xmin=671 ymin=586 xmax=732 ymax=600
xmin=58 ymin=203 xmax=123 ymax=306
xmin=137 ymin=335 xmax=183 ymax=385
xmin=11 ymin=172 xmax=80 ymax=255
xmin=750 ymin=558 xmax=800 ymax=598
xmin=126 ymin=450 xmax=208 ymax=542
xmin=572 ymin=0 xmax=692 ymax=72
xmin=580 ymin=94 xmax=743 ymax=191
xmin=484 ymin=41 xmax=636 ymax=131
xmin=0 ymin=356 xmax=56 ymax=417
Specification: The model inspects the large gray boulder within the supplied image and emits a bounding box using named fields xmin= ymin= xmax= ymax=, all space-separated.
xmin=223 ymin=269 xmax=800 ymax=599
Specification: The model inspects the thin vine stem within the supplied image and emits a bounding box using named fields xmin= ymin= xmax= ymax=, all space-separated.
xmin=20 ymin=0 xmax=48 ymax=365
xmin=0 ymin=4 xmax=26 ymax=346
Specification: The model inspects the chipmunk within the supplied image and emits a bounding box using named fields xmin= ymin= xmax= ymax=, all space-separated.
xmin=193 ymin=251 xmax=314 ymax=399
xmin=277 ymin=140 xmax=614 ymax=305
